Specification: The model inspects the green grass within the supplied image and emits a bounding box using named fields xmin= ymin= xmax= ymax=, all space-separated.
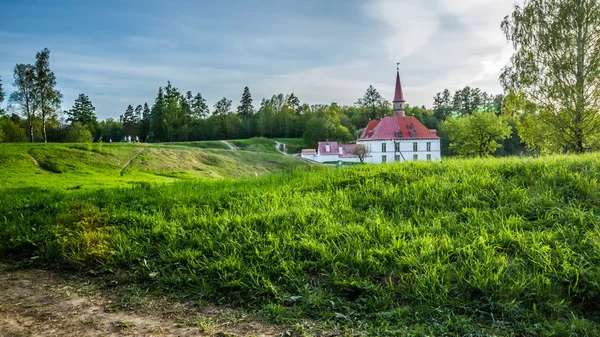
xmin=168 ymin=141 xmax=230 ymax=150
xmin=228 ymin=138 xmax=280 ymax=153
xmin=272 ymin=138 xmax=306 ymax=154
xmin=2 ymin=153 xmax=600 ymax=335
xmin=0 ymin=143 xmax=307 ymax=190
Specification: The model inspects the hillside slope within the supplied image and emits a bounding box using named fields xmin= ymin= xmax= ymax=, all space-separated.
xmin=0 ymin=143 xmax=308 ymax=190
xmin=2 ymin=154 xmax=599 ymax=335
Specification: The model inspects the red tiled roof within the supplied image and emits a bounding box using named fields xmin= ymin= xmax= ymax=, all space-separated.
xmin=393 ymin=71 xmax=405 ymax=102
xmin=340 ymin=144 xmax=359 ymax=158
xmin=358 ymin=115 xmax=439 ymax=140
xmin=317 ymin=141 xmax=339 ymax=155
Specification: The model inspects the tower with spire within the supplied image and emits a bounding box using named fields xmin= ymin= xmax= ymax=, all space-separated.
xmin=301 ymin=64 xmax=441 ymax=164
xmin=393 ymin=63 xmax=406 ymax=116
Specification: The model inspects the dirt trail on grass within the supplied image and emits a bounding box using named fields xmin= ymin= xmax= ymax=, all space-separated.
xmin=0 ymin=266 xmax=287 ymax=337
xmin=273 ymin=141 xmax=287 ymax=156
xmin=220 ymin=141 xmax=239 ymax=151
xmin=120 ymin=149 xmax=145 ymax=176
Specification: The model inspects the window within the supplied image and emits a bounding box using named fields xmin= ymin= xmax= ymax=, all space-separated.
xmin=382 ymin=155 xmax=387 ymax=163
xmin=413 ymin=154 xmax=418 ymax=161
xmin=382 ymin=143 xmax=387 ymax=152
xmin=427 ymin=142 xmax=431 ymax=152
xmin=413 ymin=142 xmax=418 ymax=152
xmin=427 ymin=154 xmax=432 ymax=161
xmin=394 ymin=142 xmax=400 ymax=152
xmin=395 ymin=155 xmax=400 ymax=162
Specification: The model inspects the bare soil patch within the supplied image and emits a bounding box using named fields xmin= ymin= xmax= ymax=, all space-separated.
xmin=0 ymin=265 xmax=293 ymax=337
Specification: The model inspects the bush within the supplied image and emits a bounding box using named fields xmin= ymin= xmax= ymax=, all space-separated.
xmin=0 ymin=118 xmax=27 ymax=142
xmin=65 ymin=122 xmax=93 ymax=143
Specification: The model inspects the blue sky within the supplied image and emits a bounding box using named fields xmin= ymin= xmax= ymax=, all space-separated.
xmin=0 ymin=0 xmax=515 ymax=119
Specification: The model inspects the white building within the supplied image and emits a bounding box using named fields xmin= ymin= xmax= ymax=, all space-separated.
xmin=301 ymin=67 xmax=441 ymax=164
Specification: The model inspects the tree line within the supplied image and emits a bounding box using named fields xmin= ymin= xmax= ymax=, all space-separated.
xmin=2 ymin=0 xmax=599 ymax=159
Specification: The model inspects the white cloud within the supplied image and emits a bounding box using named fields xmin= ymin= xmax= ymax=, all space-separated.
xmin=363 ymin=0 xmax=440 ymax=62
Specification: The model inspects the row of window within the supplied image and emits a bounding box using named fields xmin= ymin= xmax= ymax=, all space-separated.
xmin=382 ymin=154 xmax=432 ymax=163
xmin=382 ymin=142 xmax=432 ymax=152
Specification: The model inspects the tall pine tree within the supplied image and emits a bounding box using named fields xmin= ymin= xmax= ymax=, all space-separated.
xmin=122 ymin=104 xmax=138 ymax=138
xmin=66 ymin=94 xmax=97 ymax=127
xmin=140 ymin=103 xmax=151 ymax=142
xmin=237 ymin=86 xmax=254 ymax=138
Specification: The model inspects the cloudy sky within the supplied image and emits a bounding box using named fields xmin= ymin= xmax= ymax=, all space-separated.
xmin=0 ymin=0 xmax=516 ymax=119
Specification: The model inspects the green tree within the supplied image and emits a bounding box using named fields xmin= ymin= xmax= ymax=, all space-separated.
xmin=441 ymin=112 xmax=512 ymax=157
xmin=122 ymin=104 xmax=138 ymax=137
xmin=302 ymin=105 xmax=353 ymax=148
xmin=501 ymin=0 xmax=600 ymax=153
xmin=0 ymin=76 xmax=4 ymax=114
xmin=139 ymin=103 xmax=151 ymax=142
xmin=355 ymin=85 xmax=390 ymax=120
xmin=0 ymin=117 xmax=27 ymax=142
xmin=237 ymin=86 xmax=254 ymax=138
xmin=150 ymin=87 xmax=166 ymax=142
xmin=192 ymin=93 xmax=209 ymax=119
xmin=66 ymin=94 xmax=97 ymax=128
xmin=433 ymin=89 xmax=453 ymax=121
xmin=213 ymin=97 xmax=233 ymax=138
xmin=9 ymin=64 xmax=37 ymax=142
xmin=65 ymin=122 xmax=93 ymax=143
xmin=34 ymin=48 xmax=62 ymax=143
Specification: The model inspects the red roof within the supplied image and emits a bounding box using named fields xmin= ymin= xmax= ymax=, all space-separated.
xmin=393 ymin=70 xmax=405 ymax=102
xmin=301 ymin=149 xmax=316 ymax=154
xmin=317 ymin=142 xmax=359 ymax=158
xmin=358 ymin=115 xmax=439 ymax=140
xmin=340 ymin=144 xmax=359 ymax=158
xmin=317 ymin=141 xmax=339 ymax=155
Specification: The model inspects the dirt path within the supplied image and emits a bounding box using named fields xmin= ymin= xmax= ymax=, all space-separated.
xmin=120 ymin=149 xmax=145 ymax=176
xmin=220 ymin=140 xmax=238 ymax=151
xmin=273 ymin=141 xmax=287 ymax=156
xmin=0 ymin=266 xmax=290 ymax=337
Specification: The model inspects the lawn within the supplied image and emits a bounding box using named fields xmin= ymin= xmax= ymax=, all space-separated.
xmin=0 ymin=142 xmax=308 ymax=190
xmin=2 ymin=153 xmax=599 ymax=335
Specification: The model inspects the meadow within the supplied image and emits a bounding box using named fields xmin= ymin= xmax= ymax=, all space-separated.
xmin=0 ymin=141 xmax=307 ymax=190
xmin=1 ymin=146 xmax=599 ymax=335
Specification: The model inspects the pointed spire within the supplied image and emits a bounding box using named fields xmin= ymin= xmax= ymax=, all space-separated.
xmin=393 ymin=66 xmax=405 ymax=103
xmin=393 ymin=64 xmax=406 ymax=116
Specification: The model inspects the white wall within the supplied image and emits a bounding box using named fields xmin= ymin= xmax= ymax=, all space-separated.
xmin=357 ymin=139 xmax=441 ymax=164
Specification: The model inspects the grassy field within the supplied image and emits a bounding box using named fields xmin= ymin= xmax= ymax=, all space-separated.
xmin=0 ymin=142 xmax=308 ymax=190
xmin=2 ymin=152 xmax=600 ymax=335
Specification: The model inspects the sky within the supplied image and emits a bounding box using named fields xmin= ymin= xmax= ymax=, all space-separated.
xmin=0 ymin=0 xmax=516 ymax=119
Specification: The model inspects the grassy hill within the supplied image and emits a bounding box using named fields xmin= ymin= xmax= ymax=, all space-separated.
xmin=2 ymin=153 xmax=600 ymax=335
xmin=0 ymin=142 xmax=308 ymax=190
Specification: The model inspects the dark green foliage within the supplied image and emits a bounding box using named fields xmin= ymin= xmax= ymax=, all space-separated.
xmin=0 ymin=117 xmax=27 ymax=142
xmin=2 ymin=154 xmax=599 ymax=334
xmin=355 ymin=85 xmax=390 ymax=120
xmin=66 ymin=94 xmax=97 ymax=128
xmin=0 ymin=75 xmax=4 ymax=113
xmin=237 ymin=86 xmax=254 ymax=138
xmin=64 ymin=122 xmax=93 ymax=143
xmin=213 ymin=97 xmax=233 ymax=139
xmin=122 ymin=104 xmax=137 ymax=137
